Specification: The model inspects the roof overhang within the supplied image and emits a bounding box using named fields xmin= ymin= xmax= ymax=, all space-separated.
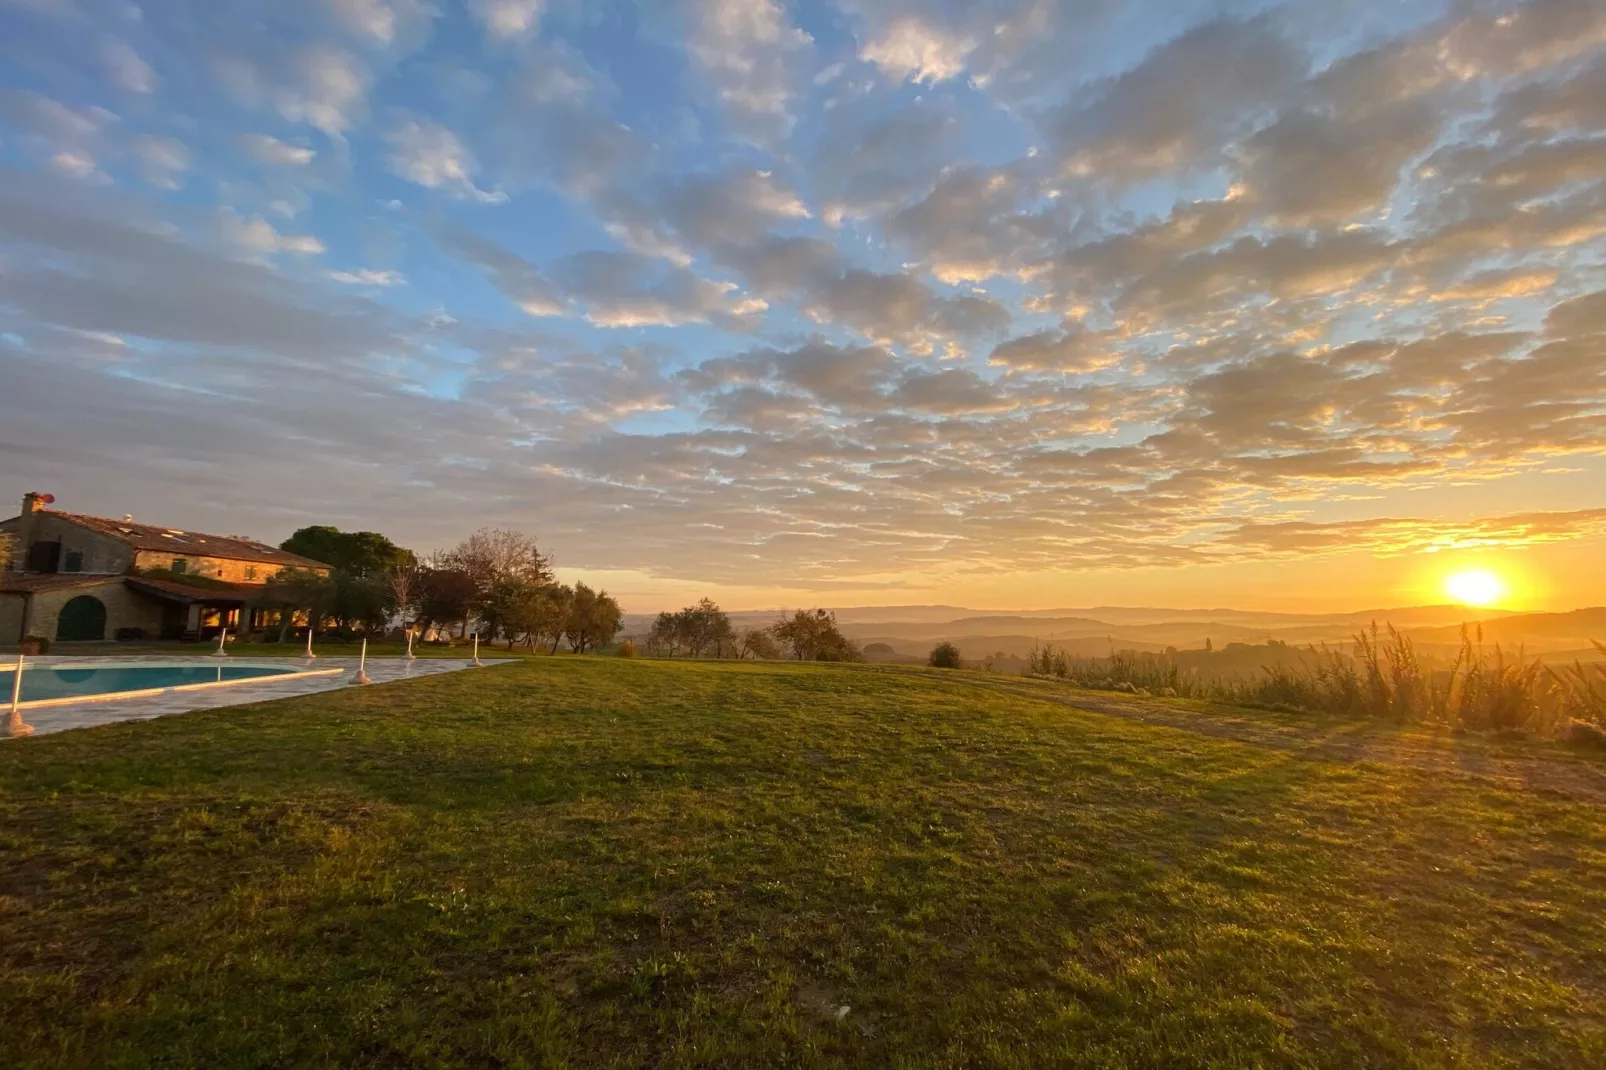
xmin=125 ymin=577 xmax=251 ymax=606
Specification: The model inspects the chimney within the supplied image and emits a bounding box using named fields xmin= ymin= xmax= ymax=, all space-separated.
xmin=14 ymin=492 xmax=53 ymax=571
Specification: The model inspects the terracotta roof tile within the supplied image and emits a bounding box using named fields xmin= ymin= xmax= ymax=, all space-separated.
xmin=0 ymin=572 xmax=124 ymax=595
xmin=126 ymin=576 xmax=255 ymax=604
xmin=27 ymin=511 xmax=329 ymax=570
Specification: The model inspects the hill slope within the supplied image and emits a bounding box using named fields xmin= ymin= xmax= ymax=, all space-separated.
xmin=2 ymin=658 xmax=1602 ymax=1066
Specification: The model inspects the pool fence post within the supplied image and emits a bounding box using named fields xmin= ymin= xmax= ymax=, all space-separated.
xmin=304 ymin=628 xmax=317 ymax=659
xmin=355 ymin=638 xmax=372 ymax=684
xmin=472 ymin=632 xmax=482 ymax=667
xmin=6 ymin=653 xmax=35 ymax=738
xmin=212 ymin=629 xmax=230 ymax=658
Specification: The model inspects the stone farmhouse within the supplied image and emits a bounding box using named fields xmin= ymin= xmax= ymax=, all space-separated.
xmin=1 ymin=492 xmax=330 ymax=644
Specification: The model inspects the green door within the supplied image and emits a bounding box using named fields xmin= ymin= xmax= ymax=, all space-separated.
xmin=57 ymin=595 xmax=107 ymax=641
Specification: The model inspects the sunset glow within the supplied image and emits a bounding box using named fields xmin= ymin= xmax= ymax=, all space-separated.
xmin=1446 ymin=570 xmax=1506 ymax=609
xmin=1 ymin=0 xmax=1604 ymax=612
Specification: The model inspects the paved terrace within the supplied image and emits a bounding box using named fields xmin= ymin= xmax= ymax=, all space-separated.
xmin=4 ymin=656 xmax=515 ymax=737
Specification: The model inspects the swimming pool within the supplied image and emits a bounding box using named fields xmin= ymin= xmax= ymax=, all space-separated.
xmin=3 ymin=663 xmax=336 ymax=708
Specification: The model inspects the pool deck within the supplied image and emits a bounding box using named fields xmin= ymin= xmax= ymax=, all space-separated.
xmin=3 ymin=656 xmax=515 ymax=738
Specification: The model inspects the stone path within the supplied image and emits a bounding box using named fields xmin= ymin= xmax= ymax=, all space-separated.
xmin=4 ymin=656 xmax=516 ymax=738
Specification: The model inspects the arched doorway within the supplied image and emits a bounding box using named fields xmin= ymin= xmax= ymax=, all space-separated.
xmin=57 ymin=595 xmax=107 ymax=641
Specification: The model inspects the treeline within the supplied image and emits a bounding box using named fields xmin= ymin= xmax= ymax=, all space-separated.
xmin=238 ymin=526 xmax=622 ymax=652
xmin=643 ymin=601 xmax=860 ymax=662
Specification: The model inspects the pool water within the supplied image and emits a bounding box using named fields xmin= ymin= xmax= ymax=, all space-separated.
xmin=2 ymin=664 xmax=302 ymax=703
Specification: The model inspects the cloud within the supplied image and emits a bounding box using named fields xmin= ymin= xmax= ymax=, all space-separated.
xmin=272 ymin=45 xmax=371 ymax=137
xmin=552 ymin=251 xmax=766 ymax=329
xmin=219 ymin=209 xmax=326 ymax=256
xmin=1219 ymin=509 xmax=1606 ymax=557
xmin=810 ymin=100 xmax=962 ymax=224
xmin=1546 ymin=288 xmax=1606 ymax=338
xmin=328 ymin=268 xmax=405 ymax=286
xmin=466 ymin=0 xmax=543 ymax=39
xmin=49 ymin=149 xmax=107 ymax=182
xmin=434 ymin=223 xmax=566 ymax=317
xmin=101 ymin=39 xmax=156 ymax=93
xmin=660 ymin=168 xmax=811 ymax=249
xmin=385 ymin=117 xmax=507 ymax=203
xmin=860 ymin=16 xmax=976 ymax=85
xmin=801 ymin=269 xmax=1011 ymax=356
xmin=0 ymin=89 xmax=114 ymax=146
xmin=1236 ymin=102 xmax=1441 ymax=226
xmin=239 ymin=133 xmax=317 ymax=166
xmin=1115 ymin=231 xmax=1395 ymax=329
xmin=884 ymin=162 xmax=1058 ymax=282
xmin=989 ymin=324 xmax=1120 ymax=373
xmin=682 ymin=0 xmax=812 ymax=140
xmin=131 ymin=135 xmax=189 ymax=189
xmin=1044 ymin=16 xmax=1304 ymax=186
xmin=4 ymin=1 xmax=1606 ymax=598
xmin=326 ymin=0 xmax=439 ymax=48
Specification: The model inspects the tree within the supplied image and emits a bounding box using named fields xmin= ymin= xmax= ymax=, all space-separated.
xmin=389 ymin=563 xmax=419 ymax=627
xmin=262 ymin=567 xmax=336 ymax=642
xmin=413 ymin=564 xmax=476 ymax=638
xmin=929 ymin=641 xmax=963 ymax=669
xmin=649 ymin=598 xmax=734 ymax=657
xmin=736 ymin=626 xmax=781 ymax=660
xmin=479 ymin=577 xmax=538 ymax=647
xmin=528 ymin=584 xmax=573 ymax=653
xmin=331 ymin=570 xmax=396 ymax=634
xmin=564 ymin=583 xmax=623 ymax=654
xmin=445 ymin=528 xmax=553 ymax=593
xmin=648 ymin=611 xmax=682 ymax=657
xmin=280 ymin=526 xmax=416 ymax=578
xmin=772 ymin=609 xmax=860 ymax=662
xmin=685 ymin=598 xmax=734 ymax=657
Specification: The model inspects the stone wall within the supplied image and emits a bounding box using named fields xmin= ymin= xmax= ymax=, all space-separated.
xmin=0 ymin=593 xmax=25 ymax=645
xmin=22 ymin=580 xmax=168 ymax=643
xmin=131 ymin=551 xmax=280 ymax=584
xmin=0 ymin=515 xmax=134 ymax=575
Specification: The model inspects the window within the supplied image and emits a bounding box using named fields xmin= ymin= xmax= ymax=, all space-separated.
xmin=63 ymin=551 xmax=83 ymax=573
xmin=25 ymin=540 xmax=61 ymax=573
xmin=171 ymin=558 xmax=187 ymax=575
xmin=244 ymin=566 xmax=258 ymax=581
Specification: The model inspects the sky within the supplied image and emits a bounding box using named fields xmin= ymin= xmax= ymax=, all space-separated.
xmin=1 ymin=0 xmax=1604 ymax=614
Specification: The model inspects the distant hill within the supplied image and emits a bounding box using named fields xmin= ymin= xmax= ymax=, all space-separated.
xmin=1411 ymin=608 xmax=1606 ymax=649
xmin=624 ymin=604 xmax=1603 ymax=662
xmin=823 ymin=604 xmax=1523 ymax=628
xmin=854 ymin=634 xmax=1170 ymax=661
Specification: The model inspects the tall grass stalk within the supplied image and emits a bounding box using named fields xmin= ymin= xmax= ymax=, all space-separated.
xmin=1028 ymin=626 xmax=1606 ymax=736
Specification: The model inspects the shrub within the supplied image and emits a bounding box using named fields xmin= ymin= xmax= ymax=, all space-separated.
xmin=114 ymin=627 xmax=145 ymax=642
xmin=21 ymin=635 xmax=50 ymax=655
xmin=617 ymin=639 xmax=638 ymax=658
xmin=929 ymin=641 xmax=962 ymax=669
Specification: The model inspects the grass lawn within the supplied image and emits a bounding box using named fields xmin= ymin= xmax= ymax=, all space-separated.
xmin=2 ymin=659 xmax=1603 ymax=1068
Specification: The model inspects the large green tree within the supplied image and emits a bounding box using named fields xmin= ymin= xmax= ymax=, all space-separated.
xmin=280 ymin=526 xmax=417 ymax=578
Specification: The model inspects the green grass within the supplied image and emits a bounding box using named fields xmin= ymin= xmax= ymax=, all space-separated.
xmin=2 ymin=659 xmax=1603 ymax=1068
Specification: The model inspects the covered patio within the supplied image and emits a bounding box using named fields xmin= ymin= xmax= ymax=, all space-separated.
xmin=123 ymin=577 xmax=257 ymax=640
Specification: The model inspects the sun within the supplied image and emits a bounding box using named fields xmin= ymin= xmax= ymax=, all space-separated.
xmin=1446 ymin=569 xmax=1505 ymax=608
